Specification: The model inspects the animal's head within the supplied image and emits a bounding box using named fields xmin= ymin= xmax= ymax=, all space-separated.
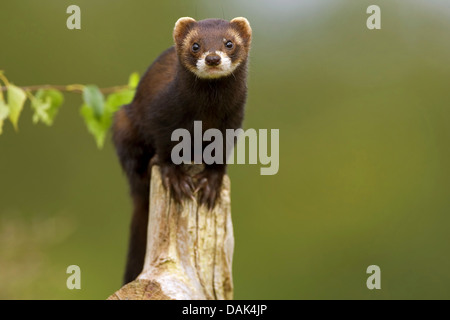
xmin=173 ymin=17 xmax=252 ymax=79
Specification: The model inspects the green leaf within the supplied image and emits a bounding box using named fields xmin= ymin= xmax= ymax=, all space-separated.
xmin=128 ymin=72 xmax=140 ymax=89
xmin=0 ymin=91 xmax=10 ymax=135
xmin=7 ymin=85 xmax=27 ymax=131
xmin=80 ymin=103 xmax=113 ymax=149
xmin=81 ymin=74 xmax=139 ymax=148
xmin=30 ymin=89 xmax=64 ymax=126
xmin=105 ymin=89 xmax=135 ymax=113
xmin=82 ymin=85 xmax=105 ymax=120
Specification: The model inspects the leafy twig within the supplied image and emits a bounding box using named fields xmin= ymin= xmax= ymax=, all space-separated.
xmin=0 ymin=70 xmax=140 ymax=148
xmin=0 ymin=84 xmax=130 ymax=94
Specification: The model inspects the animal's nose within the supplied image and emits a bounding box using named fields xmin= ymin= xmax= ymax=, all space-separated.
xmin=205 ymin=54 xmax=221 ymax=66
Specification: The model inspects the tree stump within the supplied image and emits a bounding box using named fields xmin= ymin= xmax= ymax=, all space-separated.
xmin=108 ymin=164 xmax=234 ymax=300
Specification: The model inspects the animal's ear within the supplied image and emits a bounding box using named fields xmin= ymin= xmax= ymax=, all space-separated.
xmin=173 ymin=17 xmax=197 ymax=44
xmin=230 ymin=17 xmax=252 ymax=46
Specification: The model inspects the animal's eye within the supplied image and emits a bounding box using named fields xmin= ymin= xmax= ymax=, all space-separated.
xmin=225 ymin=41 xmax=234 ymax=49
xmin=192 ymin=43 xmax=200 ymax=52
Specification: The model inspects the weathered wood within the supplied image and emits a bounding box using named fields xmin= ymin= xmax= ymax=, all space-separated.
xmin=108 ymin=164 xmax=234 ymax=300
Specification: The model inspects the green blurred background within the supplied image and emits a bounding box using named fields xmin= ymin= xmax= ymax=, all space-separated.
xmin=1 ymin=0 xmax=450 ymax=299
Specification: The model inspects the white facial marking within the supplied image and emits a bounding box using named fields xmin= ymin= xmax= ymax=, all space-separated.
xmin=195 ymin=51 xmax=240 ymax=79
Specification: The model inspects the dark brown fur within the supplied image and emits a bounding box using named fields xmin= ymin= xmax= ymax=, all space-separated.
xmin=113 ymin=18 xmax=251 ymax=284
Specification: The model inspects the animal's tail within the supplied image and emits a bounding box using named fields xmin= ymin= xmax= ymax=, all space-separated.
xmin=112 ymin=106 xmax=154 ymax=284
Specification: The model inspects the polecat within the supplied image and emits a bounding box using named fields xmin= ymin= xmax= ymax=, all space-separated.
xmin=112 ymin=17 xmax=252 ymax=284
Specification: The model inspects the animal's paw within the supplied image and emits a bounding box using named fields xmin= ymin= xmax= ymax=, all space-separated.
xmin=194 ymin=168 xmax=224 ymax=210
xmin=160 ymin=164 xmax=195 ymax=204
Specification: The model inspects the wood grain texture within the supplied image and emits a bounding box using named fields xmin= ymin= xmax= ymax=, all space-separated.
xmin=108 ymin=164 xmax=234 ymax=300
